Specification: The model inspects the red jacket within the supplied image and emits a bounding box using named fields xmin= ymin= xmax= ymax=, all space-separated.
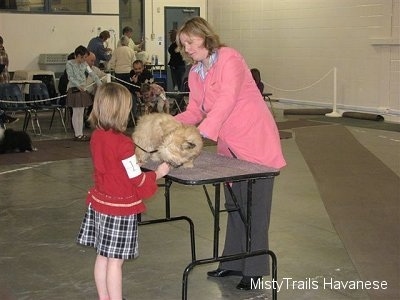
xmin=86 ymin=129 xmax=158 ymax=216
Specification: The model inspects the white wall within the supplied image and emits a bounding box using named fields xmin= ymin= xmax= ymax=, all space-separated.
xmin=0 ymin=0 xmax=119 ymax=71
xmin=208 ymin=0 xmax=400 ymax=122
xmin=0 ymin=0 xmax=398 ymax=121
xmin=143 ymin=0 xmax=208 ymax=67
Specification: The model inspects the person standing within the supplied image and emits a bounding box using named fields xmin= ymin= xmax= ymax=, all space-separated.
xmin=174 ymin=17 xmax=286 ymax=290
xmin=118 ymin=26 xmax=143 ymax=53
xmin=66 ymin=45 xmax=101 ymax=141
xmin=0 ymin=36 xmax=10 ymax=83
xmin=87 ymin=30 xmax=112 ymax=68
xmin=109 ymin=36 xmax=136 ymax=89
xmin=118 ymin=26 xmax=149 ymax=63
xmin=77 ymin=82 xmax=170 ymax=300
xmin=0 ymin=35 xmax=18 ymax=126
xmin=168 ymin=29 xmax=186 ymax=91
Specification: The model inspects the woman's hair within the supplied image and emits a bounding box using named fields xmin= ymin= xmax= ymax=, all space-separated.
xmin=99 ymin=30 xmax=111 ymax=40
xmin=120 ymin=35 xmax=130 ymax=47
xmin=74 ymin=45 xmax=89 ymax=57
xmin=89 ymin=82 xmax=132 ymax=132
xmin=122 ymin=26 xmax=133 ymax=34
xmin=176 ymin=16 xmax=223 ymax=64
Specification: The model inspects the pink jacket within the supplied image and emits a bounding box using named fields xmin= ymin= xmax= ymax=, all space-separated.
xmin=175 ymin=47 xmax=286 ymax=169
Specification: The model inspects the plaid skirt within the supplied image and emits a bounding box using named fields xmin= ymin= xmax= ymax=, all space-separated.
xmin=66 ymin=88 xmax=93 ymax=107
xmin=76 ymin=204 xmax=139 ymax=259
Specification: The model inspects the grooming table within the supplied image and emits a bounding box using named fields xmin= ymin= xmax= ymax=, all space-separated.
xmin=141 ymin=150 xmax=280 ymax=300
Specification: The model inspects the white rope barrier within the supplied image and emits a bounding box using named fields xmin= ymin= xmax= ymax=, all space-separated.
xmin=264 ymin=68 xmax=334 ymax=92
xmin=0 ymin=74 xmax=188 ymax=106
xmin=109 ymin=74 xmax=189 ymax=96
xmin=264 ymin=67 xmax=341 ymax=117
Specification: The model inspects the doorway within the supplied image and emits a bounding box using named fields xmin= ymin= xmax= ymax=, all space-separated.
xmin=164 ymin=6 xmax=200 ymax=91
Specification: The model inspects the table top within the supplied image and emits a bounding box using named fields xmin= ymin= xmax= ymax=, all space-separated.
xmin=10 ymin=80 xmax=42 ymax=84
xmin=142 ymin=150 xmax=280 ymax=185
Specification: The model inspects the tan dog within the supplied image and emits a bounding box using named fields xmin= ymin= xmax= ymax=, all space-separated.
xmin=132 ymin=113 xmax=203 ymax=168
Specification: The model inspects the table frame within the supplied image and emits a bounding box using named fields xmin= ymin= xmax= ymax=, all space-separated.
xmin=140 ymin=151 xmax=279 ymax=300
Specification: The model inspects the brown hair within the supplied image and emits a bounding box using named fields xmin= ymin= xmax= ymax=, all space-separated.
xmin=176 ymin=17 xmax=224 ymax=64
xmin=89 ymin=82 xmax=132 ymax=132
xmin=99 ymin=30 xmax=111 ymax=41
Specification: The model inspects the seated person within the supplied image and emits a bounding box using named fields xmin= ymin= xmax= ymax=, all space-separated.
xmin=129 ymin=59 xmax=153 ymax=94
xmin=129 ymin=59 xmax=154 ymax=119
xmin=250 ymin=68 xmax=264 ymax=94
xmin=140 ymin=83 xmax=169 ymax=114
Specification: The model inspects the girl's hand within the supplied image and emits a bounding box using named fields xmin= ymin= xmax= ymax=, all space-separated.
xmin=155 ymin=162 xmax=170 ymax=179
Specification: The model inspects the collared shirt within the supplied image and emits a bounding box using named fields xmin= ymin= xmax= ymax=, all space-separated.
xmin=175 ymin=47 xmax=286 ymax=169
xmin=193 ymin=51 xmax=218 ymax=80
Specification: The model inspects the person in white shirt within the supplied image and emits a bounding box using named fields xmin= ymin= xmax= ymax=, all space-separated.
xmin=109 ymin=36 xmax=136 ymax=89
xmin=118 ymin=26 xmax=149 ymax=63
xmin=117 ymin=26 xmax=143 ymax=52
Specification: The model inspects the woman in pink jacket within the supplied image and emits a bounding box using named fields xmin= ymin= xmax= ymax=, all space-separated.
xmin=175 ymin=17 xmax=286 ymax=291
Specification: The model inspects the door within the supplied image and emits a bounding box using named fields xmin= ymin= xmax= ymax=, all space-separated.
xmin=164 ymin=7 xmax=200 ymax=91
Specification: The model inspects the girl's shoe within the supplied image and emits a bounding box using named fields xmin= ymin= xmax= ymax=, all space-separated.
xmin=74 ymin=135 xmax=90 ymax=141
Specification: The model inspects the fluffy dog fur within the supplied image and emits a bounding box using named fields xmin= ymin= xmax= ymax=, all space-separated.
xmin=0 ymin=128 xmax=36 ymax=154
xmin=132 ymin=113 xmax=203 ymax=168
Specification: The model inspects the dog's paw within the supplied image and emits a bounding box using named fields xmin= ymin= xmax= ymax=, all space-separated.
xmin=181 ymin=161 xmax=194 ymax=168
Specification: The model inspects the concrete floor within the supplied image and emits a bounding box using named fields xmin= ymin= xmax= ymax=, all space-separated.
xmin=0 ymin=107 xmax=399 ymax=300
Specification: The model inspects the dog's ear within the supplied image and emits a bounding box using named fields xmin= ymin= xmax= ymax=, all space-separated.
xmin=182 ymin=141 xmax=196 ymax=150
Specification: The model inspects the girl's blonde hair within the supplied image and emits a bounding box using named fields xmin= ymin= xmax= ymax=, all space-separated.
xmin=89 ymin=82 xmax=132 ymax=132
xmin=176 ymin=16 xmax=224 ymax=64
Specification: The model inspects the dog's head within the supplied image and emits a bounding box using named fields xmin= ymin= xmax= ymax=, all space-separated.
xmin=158 ymin=125 xmax=203 ymax=168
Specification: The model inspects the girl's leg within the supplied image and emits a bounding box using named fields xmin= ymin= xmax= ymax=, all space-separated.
xmin=71 ymin=107 xmax=85 ymax=137
xmin=94 ymin=254 xmax=110 ymax=300
xmin=106 ymin=258 xmax=124 ymax=300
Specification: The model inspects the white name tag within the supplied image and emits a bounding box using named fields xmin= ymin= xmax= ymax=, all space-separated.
xmin=122 ymin=155 xmax=142 ymax=179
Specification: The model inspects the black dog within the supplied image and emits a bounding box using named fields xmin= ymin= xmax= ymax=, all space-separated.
xmin=0 ymin=128 xmax=36 ymax=154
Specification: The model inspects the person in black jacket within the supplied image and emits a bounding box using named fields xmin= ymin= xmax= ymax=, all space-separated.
xmin=168 ymin=29 xmax=186 ymax=91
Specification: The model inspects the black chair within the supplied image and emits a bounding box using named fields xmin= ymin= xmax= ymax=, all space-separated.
xmin=0 ymin=83 xmax=37 ymax=133
xmin=29 ymin=82 xmax=67 ymax=134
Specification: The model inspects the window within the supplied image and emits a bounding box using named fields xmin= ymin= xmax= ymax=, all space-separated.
xmin=0 ymin=0 xmax=90 ymax=14
xmin=50 ymin=0 xmax=89 ymax=13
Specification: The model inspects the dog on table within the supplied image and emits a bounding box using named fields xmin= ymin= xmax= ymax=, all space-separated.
xmin=132 ymin=113 xmax=203 ymax=168
xmin=0 ymin=127 xmax=36 ymax=154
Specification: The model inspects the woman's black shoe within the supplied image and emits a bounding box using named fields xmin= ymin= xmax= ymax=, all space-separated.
xmin=207 ymin=269 xmax=242 ymax=277
xmin=236 ymin=276 xmax=262 ymax=290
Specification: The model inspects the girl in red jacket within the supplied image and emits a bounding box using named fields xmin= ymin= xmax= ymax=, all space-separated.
xmin=77 ymin=82 xmax=170 ymax=300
